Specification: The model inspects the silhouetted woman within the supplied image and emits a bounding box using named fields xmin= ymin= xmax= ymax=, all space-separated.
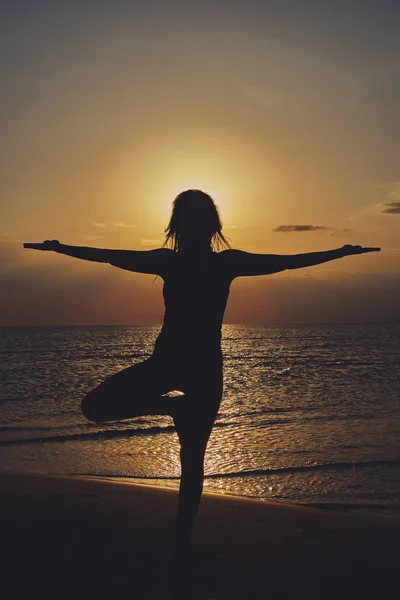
xmin=24 ymin=189 xmax=379 ymax=590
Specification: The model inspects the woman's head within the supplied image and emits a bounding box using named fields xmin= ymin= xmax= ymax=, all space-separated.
xmin=164 ymin=189 xmax=230 ymax=252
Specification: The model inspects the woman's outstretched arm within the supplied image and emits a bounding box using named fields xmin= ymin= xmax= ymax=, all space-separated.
xmin=23 ymin=240 xmax=172 ymax=275
xmin=224 ymin=245 xmax=380 ymax=278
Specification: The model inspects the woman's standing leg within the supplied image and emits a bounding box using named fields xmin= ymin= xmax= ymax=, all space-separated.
xmin=173 ymin=374 xmax=223 ymax=549
xmin=167 ymin=381 xmax=222 ymax=598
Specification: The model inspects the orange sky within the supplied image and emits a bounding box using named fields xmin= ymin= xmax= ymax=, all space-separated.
xmin=1 ymin=1 xmax=399 ymax=325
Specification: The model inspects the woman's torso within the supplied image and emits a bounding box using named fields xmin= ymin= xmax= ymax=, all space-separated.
xmin=152 ymin=251 xmax=232 ymax=362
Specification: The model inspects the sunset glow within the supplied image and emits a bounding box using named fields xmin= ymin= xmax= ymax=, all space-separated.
xmin=1 ymin=1 xmax=399 ymax=325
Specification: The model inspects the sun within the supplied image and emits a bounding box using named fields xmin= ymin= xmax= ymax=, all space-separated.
xmin=123 ymin=146 xmax=240 ymax=232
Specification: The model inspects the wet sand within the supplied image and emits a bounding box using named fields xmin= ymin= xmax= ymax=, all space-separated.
xmin=1 ymin=471 xmax=399 ymax=599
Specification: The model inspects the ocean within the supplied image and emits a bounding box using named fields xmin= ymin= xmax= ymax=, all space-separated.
xmin=1 ymin=324 xmax=399 ymax=515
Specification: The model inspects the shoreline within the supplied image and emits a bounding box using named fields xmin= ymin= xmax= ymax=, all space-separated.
xmin=2 ymin=470 xmax=400 ymax=599
xmin=73 ymin=472 xmax=400 ymax=519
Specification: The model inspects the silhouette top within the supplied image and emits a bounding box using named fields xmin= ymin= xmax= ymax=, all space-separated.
xmin=23 ymin=188 xmax=380 ymax=364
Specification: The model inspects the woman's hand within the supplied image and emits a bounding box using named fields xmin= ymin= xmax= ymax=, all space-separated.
xmin=340 ymin=245 xmax=381 ymax=256
xmin=24 ymin=240 xmax=60 ymax=251
xmin=23 ymin=242 xmax=110 ymax=263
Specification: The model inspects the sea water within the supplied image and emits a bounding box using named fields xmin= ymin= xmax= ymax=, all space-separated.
xmin=1 ymin=324 xmax=399 ymax=515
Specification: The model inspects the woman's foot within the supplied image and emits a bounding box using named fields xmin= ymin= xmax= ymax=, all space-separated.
xmin=161 ymin=391 xmax=186 ymax=420
xmin=163 ymin=542 xmax=192 ymax=600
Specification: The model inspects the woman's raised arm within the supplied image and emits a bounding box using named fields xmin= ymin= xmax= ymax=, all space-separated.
xmin=23 ymin=240 xmax=173 ymax=276
xmin=223 ymin=245 xmax=380 ymax=278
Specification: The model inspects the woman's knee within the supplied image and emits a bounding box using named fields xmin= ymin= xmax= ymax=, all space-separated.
xmin=81 ymin=392 xmax=105 ymax=423
xmin=180 ymin=446 xmax=206 ymax=478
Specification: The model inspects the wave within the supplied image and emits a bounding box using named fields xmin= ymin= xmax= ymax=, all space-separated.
xmin=0 ymin=419 xmax=239 ymax=445
xmin=73 ymin=458 xmax=400 ymax=482
xmin=203 ymin=459 xmax=400 ymax=478
xmin=0 ymin=424 xmax=176 ymax=445
xmin=69 ymin=352 xmax=151 ymax=361
xmin=0 ymin=424 xmax=72 ymax=432
xmin=299 ymin=502 xmax=400 ymax=512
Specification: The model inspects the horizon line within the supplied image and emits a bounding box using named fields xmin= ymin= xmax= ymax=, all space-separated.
xmin=1 ymin=322 xmax=399 ymax=327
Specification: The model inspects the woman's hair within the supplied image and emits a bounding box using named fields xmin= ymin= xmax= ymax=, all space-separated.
xmin=164 ymin=189 xmax=231 ymax=252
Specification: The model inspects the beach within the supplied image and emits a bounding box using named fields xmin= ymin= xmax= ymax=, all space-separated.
xmin=1 ymin=471 xmax=399 ymax=599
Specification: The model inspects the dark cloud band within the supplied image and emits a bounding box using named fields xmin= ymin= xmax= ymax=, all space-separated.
xmin=382 ymin=202 xmax=400 ymax=215
xmin=274 ymin=225 xmax=329 ymax=232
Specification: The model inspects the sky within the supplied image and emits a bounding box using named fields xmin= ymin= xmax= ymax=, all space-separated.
xmin=1 ymin=0 xmax=399 ymax=325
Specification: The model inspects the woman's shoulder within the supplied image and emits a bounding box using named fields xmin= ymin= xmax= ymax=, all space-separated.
xmin=215 ymin=249 xmax=240 ymax=277
xmin=216 ymin=249 xmax=256 ymax=278
xmin=216 ymin=248 xmax=244 ymax=263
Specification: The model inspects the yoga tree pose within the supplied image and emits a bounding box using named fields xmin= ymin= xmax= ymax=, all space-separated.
xmin=24 ymin=189 xmax=380 ymax=594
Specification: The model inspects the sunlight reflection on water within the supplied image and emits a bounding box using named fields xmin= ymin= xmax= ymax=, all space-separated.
xmin=1 ymin=324 xmax=400 ymax=510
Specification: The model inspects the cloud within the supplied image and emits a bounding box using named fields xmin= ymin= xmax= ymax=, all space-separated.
xmin=368 ymin=182 xmax=400 ymax=216
xmin=381 ymin=201 xmax=400 ymax=214
xmin=91 ymin=222 xmax=137 ymax=229
xmin=330 ymin=228 xmax=351 ymax=236
xmin=274 ymin=225 xmax=330 ymax=233
xmin=388 ymin=182 xmax=400 ymax=199
xmin=141 ymin=239 xmax=162 ymax=246
xmin=225 ymin=224 xmax=258 ymax=230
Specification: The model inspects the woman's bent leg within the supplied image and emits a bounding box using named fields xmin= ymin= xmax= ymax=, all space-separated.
xmin=81 ymin=359 xmax=175 ymax=423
